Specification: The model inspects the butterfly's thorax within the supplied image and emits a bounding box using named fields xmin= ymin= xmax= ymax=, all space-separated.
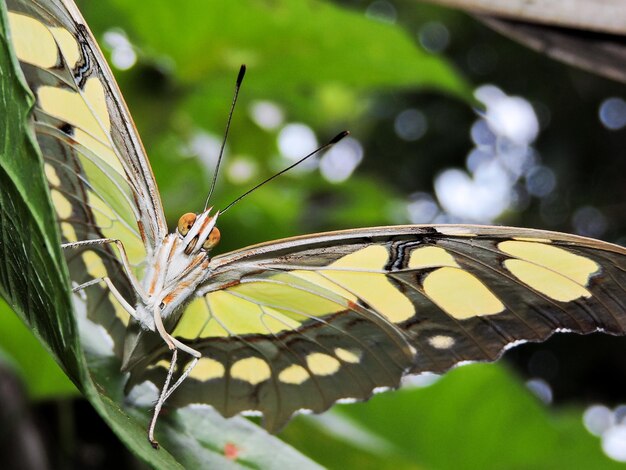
xmin=135 ymin=233 xmax=212 ymax=331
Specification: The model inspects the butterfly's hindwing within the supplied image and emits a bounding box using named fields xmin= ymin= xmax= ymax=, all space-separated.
xmin=129 ymin=280 xmax=416 ymax=432
xmin=125 ymin=226 xmax=626 ymax=431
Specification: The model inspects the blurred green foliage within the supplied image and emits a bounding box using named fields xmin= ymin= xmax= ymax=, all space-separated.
xmin=0 ymin=299 xmax=76 ymax=399
xmin=285 ymin=365 xmax=623 ymax=469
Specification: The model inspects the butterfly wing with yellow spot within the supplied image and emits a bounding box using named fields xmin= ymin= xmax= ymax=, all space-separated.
xmin=126 ymin=225 xmax=626 ymax=432
xmin=7 ymin=0 xmax=167 ymax=352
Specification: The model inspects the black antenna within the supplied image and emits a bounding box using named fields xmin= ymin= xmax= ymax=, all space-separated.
xmin=204 ymin=64 xmax=247 ymax=211
xmin=220 ymin=130 xmax=349 ymax=214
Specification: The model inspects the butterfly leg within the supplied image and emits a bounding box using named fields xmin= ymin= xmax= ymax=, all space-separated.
xmin=163 ymin=355 xmax=199 ymax=402
xmin=148 ymin=306 xmax=201 ymax=449
xmin=62 ymin=238 xmax=148 ymax=302
xmin=148 ymin=346 xmax=177 ymax=449
xmin=71 ymin=276 xmax=140 ymax=321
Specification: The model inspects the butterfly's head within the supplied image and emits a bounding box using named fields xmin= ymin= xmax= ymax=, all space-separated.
xmin=177 ymin=209 xmax=221 ymax=255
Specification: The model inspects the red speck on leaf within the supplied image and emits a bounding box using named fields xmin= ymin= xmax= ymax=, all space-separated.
xmin=224 ymin=442 xmax=239 ymax=460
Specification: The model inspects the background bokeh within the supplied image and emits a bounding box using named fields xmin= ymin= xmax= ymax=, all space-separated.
xmin=1 ymin=0 xmax=625 ymax=468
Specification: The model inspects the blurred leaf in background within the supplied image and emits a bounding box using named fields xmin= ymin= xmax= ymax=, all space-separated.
xmin=284 ymin=364 xmax=624 ymax=469
xmin=0 ymin=299 xmax=76 ymax=399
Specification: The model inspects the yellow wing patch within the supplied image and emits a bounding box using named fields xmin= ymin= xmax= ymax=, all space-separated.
xmin=109 ymin=292 xmax=130 ymax=326
xmin=290 ymin=269 xmax=358 ymax=303
xmin=8 ymin=12 xmax=58 ymax=68
xmin=231 ymin=357 xmax=271 ymax=385
xmin=49 ymin=26 xmax=80 ymax=68
xmin=409 ymin=246 xmax=459 ymax=269
xmin=423 ymin=267 xmax=505 ymax=319
xmin=39 ymin=81 xmax=106 ymax=138
xmin=334 ymin=347 xmax=361 ymax=363
xmin=149 ymin=359 xmax=171 ymax=371
xmin=60 ymin=222 xmax=77 ymax=242
xmin=173 ymin=291 xmax=306 ymax=339
xmin=306 ymin=352 xmax=341 ymax=376
xmin=87 ymin=194 xmax=145 ymax=267
xmin=504 ymin=259 xmax=592 ymax=302
xmin=206 ymin=292 xmax=268 ymax=335
xmin=50 ymin=189 xmax=73 ymax=219
xmin=172 ymin=297 xmax=222 ymax=338
xmin=190 ymin=357 xmax=225 ymax=381
xmin=37 ymin=77 xmax=127 ymax=179
xmin=82 ymin=251 xmax=107 ymax=279
xmin=433 ymin=226 xmax=477 ymax=237
xmin=322 ymin=245 xmax=415 ymax=323
xmin=278 ymin=365 xmax=310 ymax=385
xmin=75 ymin=130 xmax=125 ymax=174
xmin=37 ymin=79 xmax=126 ymax=177
xmin=232 ymin=278 xmax=347 ymax=318
xmin=499 ymin=240 xmax=599 ymax=286
xmin=44 ymin=163 xmax=61 ymax=187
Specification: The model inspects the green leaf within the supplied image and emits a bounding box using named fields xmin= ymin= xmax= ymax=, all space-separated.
xmin=76 ymin=0 xmax=470 ymax=165
xmin=0 ymin=298 xmax=77 ymax=399
xmin=0 ymin=2 xmax=320 ymax=468
xmin=87 ymin=0 xmax=468 ymax=93
xmin=281 ymin=364 xmax=619 ymax=469
xmin=0 ymin=0 xmax=80 ymax=382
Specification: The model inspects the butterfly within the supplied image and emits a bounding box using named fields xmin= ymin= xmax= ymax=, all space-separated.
xmin=6 ymin=0 xmax=626 ymax=450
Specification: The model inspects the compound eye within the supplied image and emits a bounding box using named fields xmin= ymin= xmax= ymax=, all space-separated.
xmin=202 ymin=227 xmax=221 ymax=250
xmin=177 ymin=213 xmax=197 ymax=236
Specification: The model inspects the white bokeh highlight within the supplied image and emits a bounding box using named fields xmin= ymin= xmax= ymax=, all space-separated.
xmin=394 ymin=109 xmax=427 ymax=142
xmin=320 ymin=137 xmax=364 ymax=183
xmin=249 ymin=100 xmax=285 ymax=130
xmin=180 ymin=131 xmax=223 ymax=175
xmin=599 ymin=97 xmax=626 ymax=130
xmin=425 ymin=84 xmax=551 ymax=223
xmin=603 ymin=425 xmax=626 ymax=462
xmin=365 ymin=0 xmax=397 ymax=24
xmin=419 ymin=22 xmax=450 ymax=53
xmin=103 ymin=30 xmax=137 ymax=70
xmin=278 ymin=123 xmax=317 ymax=158
xmin=227 ymin=157 xmax=257 ymax=184
xmin=583 ymin=404 xmax=626 ymax=462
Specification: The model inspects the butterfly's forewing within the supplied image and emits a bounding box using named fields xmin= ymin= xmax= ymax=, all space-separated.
xmin=127 ymin=225 xmax=626 ymax=432
xmin=6 ymin=0 xmax=165 ymax=352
